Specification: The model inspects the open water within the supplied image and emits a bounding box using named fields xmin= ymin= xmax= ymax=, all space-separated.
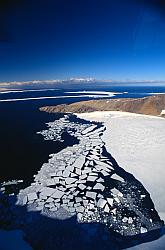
xmin=0 ymin=83 xmax=164 ymax=187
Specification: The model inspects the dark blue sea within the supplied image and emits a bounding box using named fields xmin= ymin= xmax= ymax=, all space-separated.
xmin=0 ymin=83 xmax=165 ymax=187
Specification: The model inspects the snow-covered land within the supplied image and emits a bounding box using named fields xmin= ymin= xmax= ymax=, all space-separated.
xmin=77 ymin=111 xmax=165 ymax=249
xmin=77 ymin=111 xmax=165 ymax=219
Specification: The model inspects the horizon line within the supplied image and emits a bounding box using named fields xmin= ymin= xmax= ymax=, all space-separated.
xmin=0 ymin=77 xmax=165 ymax=85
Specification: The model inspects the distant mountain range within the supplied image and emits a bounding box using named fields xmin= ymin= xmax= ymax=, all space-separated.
xmin=0 ymin=78 xmax=165 ymax=89
xmin=0 ymin=78 xmax=95 ymax=88
xmin=40 ymin=94 xmax=165 ymax=117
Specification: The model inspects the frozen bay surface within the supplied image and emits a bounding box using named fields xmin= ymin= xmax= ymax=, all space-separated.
xmin=78 ymin=111 xmax=165 ymax=250
xmin=1 ymin=112 xmax=164 ymax=249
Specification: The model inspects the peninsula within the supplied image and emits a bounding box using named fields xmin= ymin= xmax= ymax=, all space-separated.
xmin=40 ymin=94 xmax=165 ymax=117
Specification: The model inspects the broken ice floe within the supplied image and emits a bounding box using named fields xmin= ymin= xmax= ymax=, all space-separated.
xmin=17 ymin=114 xmax=163 ymax=236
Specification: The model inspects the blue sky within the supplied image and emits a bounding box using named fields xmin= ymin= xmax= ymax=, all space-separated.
xmin=0 ymin=0 xmax=165 ymax=82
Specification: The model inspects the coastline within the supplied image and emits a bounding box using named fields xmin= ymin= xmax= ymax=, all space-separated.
xmin=1 ymin=110 xmax=165 ymax=249
xmin=76 ymin=110 xmax=165 ymax=119
xmin=40 ymin=94 xmax=165 ymax=117
xmin=76 ymin=111 xmax=165 ymax=221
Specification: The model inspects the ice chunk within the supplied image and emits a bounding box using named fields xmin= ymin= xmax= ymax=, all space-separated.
xmin=82 ymin=125 xmax=97 ymax=135
xmin=52 ymin=190 xmax=65 ymax=199
xmin=22 ymin=196 xmax=28 ymax=205
xmin=107 ymin=198 xmax=113 ymax=206
xmin=53 ymin=177 xmax=60 ymax=183
xmin=71 ymin=173 xmax=77 ymax=177
xmin=84 ymin=160 xmax=89 ymax=167
xmin=62 ymin=170 xmax=71 ymax=177
xmin=87 ymin=176 xmax=98 ymax=182
xmin=83 ymin=200 xmax=88 ymax=206
xmin=46 ymin=197 xmax=54 ymax=203
xmin=141 ymin=227 xmax=148 ymax=234
xmin=111 ymin=174 xmax=124 ymax=182
xmin=78 ymin=184 xmax=86 ymax=190
xmin=101 ymin=170 xmax=109 ymax=176
xmin=65 ymin=177 xmax=77 ymax=185
xmin=111 ymin=188 xmax=123 ymax=197
xmin=82 ymin=169 xmax=92 ymax=174
xmin=104 ymin=204 xmax=110 ymax=213
xmin=122 ymin=217 xmax=128 ymax=223
xmin=27 ymin=192 xmax=38 ymax=201
xmin=77 ymin=213 xmax=83 ymax=220
xmin=75 ymin=168 xmax=81 ymax=175
xmin=56 ymin=170 xmax=62 ymax=176
xmin=95 ymin=160 xmax=113 ymax=170
xmin=93 ymin=183 xmax=105 ymax=191
xmin=65 ymin=165 xmax=74 ymax=172
xmin=46 ymin=179 xmax=56 ymax=186
xmin=79 ymin=174 xmax=88 ymax=180
xmin=86 ymin=191 xmax=97 ymax=200
xmin=128 ymin=217 xmax=133 ymax=224
xmin=96 ymin=177 xmax=104 ymax=182
xmin=75 ymin=197 xmax=82 ymax=203
xmin=76 ymin=206 xmax=85 ymax=213
xmin=72 ymin=155 xmax=86 ymax=169
xmin=97 ymin=198 xmax=107 ymax=208
xmin=111 ymin=208 xmax=116 ymax=215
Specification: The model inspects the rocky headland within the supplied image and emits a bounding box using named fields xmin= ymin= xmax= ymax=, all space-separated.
xmin=40 ymin=94 xmax=165 ymax=117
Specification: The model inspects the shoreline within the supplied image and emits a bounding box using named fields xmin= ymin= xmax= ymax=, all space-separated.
xmin=1 ymin=112 xmax=164 ymax=249
xmin=39 ymin=94 xmax=165 ymax=117
xmin=76 ymin=110 xmax=165 ymax=119
xmin=77 ymin=111 xmax=165 ymax=221
xmin=16 ymin=113 xmax=164 ymax=231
